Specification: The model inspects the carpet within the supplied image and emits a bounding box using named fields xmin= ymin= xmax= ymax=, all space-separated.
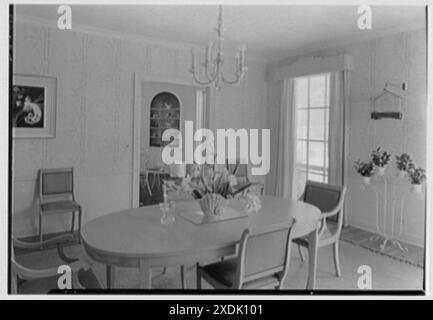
xmin=340 ymin=226 xmax=424 ymax=268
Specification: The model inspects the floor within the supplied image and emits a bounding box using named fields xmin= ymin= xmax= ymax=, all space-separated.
xmin=15 ymin=238 xmax=424 ymax=291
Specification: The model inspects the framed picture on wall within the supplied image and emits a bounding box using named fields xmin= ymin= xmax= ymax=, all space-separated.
xmin=11 ymin=75 xmax=56 ymax=138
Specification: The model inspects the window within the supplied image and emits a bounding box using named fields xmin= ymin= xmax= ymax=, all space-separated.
xmin=294 ymin=73 xmax=330 ymax=183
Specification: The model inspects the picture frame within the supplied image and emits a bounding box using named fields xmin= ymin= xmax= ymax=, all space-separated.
xmin=11 ymin=74 xmax=57 ymax=138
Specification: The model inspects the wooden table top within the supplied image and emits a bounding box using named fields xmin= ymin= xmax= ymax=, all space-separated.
xmin=82 ymin=196 xmax=321 ymax=262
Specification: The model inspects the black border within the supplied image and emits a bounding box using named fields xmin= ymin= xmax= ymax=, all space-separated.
xmin=6 ymin=4 xmax=429 ymax=297
xmin=8 ymin=4 xmax=14 ymax=295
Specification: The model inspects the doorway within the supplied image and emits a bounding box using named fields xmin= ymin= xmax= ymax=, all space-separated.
xmin=132 ymin=73 xmax=210 ymax=208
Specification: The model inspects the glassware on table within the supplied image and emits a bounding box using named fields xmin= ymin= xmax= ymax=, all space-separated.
xmin=159 ymin=201 xmax=176 ymax=224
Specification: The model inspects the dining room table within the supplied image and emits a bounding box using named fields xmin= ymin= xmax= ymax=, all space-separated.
xmin=81 ymin=195 xmax=321 ymax=289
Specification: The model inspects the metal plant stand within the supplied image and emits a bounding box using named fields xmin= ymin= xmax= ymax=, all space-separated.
xmin=363 ymin=170 xmax=421 ymax=252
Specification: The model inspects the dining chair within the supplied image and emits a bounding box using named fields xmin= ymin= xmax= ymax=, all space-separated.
xmin=11 ymin=234 xmax=103 ymax=294
xmin=38 ymin=168 xmax=82 ymax=246
xmin=196 ymin=219 xmax=296 ymax=290
xmin=294 ymin=180 xmax=347 ymax=277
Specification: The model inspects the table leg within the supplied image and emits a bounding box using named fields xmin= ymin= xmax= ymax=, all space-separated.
xmin=106 ymin=265 xmax=116 ymax=289
xmin=306 ymin=229 xmax=318 ymax=290
xmin=139 ymin=259 xmax=152 ymax=289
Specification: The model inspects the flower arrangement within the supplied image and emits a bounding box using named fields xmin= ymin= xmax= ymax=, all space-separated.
xmin=371 ymin=147 xmax=391 ymax=168
xmin=354 ymin=160 xmax=375 ymax=177
xmin=354 ymin=148 xmax=426 ymax=190
xmin=395 ymin=153 xmax=414 ymax=172
xmin=408 ymin=167 xmax=426 ymax=185
xmin=164 ymin=163 xmax=262 ymax=218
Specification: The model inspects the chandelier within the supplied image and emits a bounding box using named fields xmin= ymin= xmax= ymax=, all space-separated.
xmin=189 ymin=5 xmax=248 ymax=90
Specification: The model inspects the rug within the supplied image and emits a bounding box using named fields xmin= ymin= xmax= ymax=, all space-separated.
xmin=340 ymin=225 xmax=424 ymax=268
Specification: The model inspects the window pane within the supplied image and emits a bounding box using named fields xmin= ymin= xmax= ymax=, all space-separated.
xmin=308 ymin=173 xmax=324 ymax=183
xmin=296 ymin=140 xmax=307 ymax=165
xmin=308 ymin=141 xmax=325 ymax=167
xmin=325 ymin=142 xmax=329 ymax=169
xmin=296 ymin=109 xmax=308 ymax=139
xmin=309 ymin=167 xmax=326 ymax=175
xmin=310 ymin=75 xmax=326 ymax=107
xmin=295 ymin=78 xmax=308 ymax=108
xmin=309 ymin=109 xmax=326 ymax=140
xmin=325 ymin=108 xmax=329 ymax=141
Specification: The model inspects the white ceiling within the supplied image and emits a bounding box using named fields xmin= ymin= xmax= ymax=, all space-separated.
xmin=16 ymin=5 xmax=426 ymax=61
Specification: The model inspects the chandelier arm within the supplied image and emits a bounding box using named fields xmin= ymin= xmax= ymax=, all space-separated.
xmin=222 ymin=72 xmax=242 ymax=85
xmin=205 ymin=60 xmax=217 ymax=81
xmin=190 ymin=69 xmax=216 ymax=86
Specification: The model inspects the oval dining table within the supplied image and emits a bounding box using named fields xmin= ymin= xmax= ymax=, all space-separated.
xmin=81 ymin=195 xmax=321 ymax=290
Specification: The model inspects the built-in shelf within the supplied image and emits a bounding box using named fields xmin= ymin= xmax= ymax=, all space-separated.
xmin=149 ymin=91 xmax=180 ymax=147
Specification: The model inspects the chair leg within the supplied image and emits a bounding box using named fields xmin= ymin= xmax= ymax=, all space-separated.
xmin=77 ymin=207 xmax=82 ymax=244
xmin=70 ymin=211 xmax=75 ymax=234
xmin=297 ymin=244 xmax=305 ymax=261
xmin=38 ymin=213 xmax=43 ymax=248
xmin=333 ymin=241 xmax=341 ymax=277
xmin=180 ymin=265 xmax=186 ymax=289
xmin=196 ymin=263 xmax=201 ymax=290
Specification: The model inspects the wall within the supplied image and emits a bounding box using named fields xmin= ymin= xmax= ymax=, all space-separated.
xmin=12 ymin=18 xmax=268 ymax=237
xmin=267 ymin=29 xmax=427 ymax=247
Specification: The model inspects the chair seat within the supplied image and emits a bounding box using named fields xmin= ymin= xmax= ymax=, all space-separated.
xmin=294 ymin=222 xmax=338 ymax=247
xmin=41 ymin=200 xmax=80 ymax=215
xmin=202 ymin=258 xmax=238 ymax=287
xmin=201 ymin=258 xmax=280 ymax=289
xmin=18 ymin=269 xmax=101 ymax=294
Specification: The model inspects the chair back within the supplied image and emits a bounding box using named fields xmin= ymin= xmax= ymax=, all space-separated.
xmin=236 ymin=219 xmax=296 ymax=288
xmin=302 ymin=180 xmax=346 ymax=227
xmin=39 ymin=168 xmax=75 ymax=202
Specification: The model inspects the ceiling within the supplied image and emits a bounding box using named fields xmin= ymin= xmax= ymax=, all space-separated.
xmin=15 ymin=4 xmax=426 ymax=61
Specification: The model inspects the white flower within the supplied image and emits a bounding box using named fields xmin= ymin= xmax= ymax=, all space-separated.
xmin=180 ymin=175 xmax=193 ymax=194
xmin=242 ymin=193 xmax=261 ymax=213
xmin=190 ymin=164 xmax=201 ymax=178
xmin=228 ymin=174 xmax=237 ymax=187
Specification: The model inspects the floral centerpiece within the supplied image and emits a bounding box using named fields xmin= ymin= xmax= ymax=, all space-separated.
xmin=371 ymin=147 xmax=391 ymax=175
xmin=164 ymin=163 xmax=262 ymax=221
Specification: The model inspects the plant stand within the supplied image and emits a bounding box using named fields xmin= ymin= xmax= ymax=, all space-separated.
xmin=363 ymin=173 xmax=410 ymax=252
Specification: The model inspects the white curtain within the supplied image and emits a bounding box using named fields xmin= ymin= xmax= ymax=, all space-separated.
xmin=275 ymin=79 xmax=298 ymax=200
xmin=328 ymin=70 xmax=350 ymax=225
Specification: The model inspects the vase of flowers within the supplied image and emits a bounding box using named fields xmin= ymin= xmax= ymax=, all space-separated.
xmin=198 ymin=193 xmax=228 ymax=221
xmin=408 ymin=167 xmax=426 ymax=193
xmin=371 ymin=147 xmax=391 ymax=175
xmin=164 ymin=163 xmax=262 ymax=221
xmin=354 ymin=160 xmax=375 ymax=184
xmin=395 ymin=153 xmax=414 ymax=177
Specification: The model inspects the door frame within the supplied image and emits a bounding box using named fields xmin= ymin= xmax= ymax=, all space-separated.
xmin=132 ymin=72 xmax=211 ymax=208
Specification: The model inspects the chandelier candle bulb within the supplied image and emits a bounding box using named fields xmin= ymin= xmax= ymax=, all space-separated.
xmin=206 ymin=42 xmax=212 ymax=66
xmin=240 ymin=45 xmax=246 ymax=65
xmin=191 ymin=48 xmax=195 ymax=69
